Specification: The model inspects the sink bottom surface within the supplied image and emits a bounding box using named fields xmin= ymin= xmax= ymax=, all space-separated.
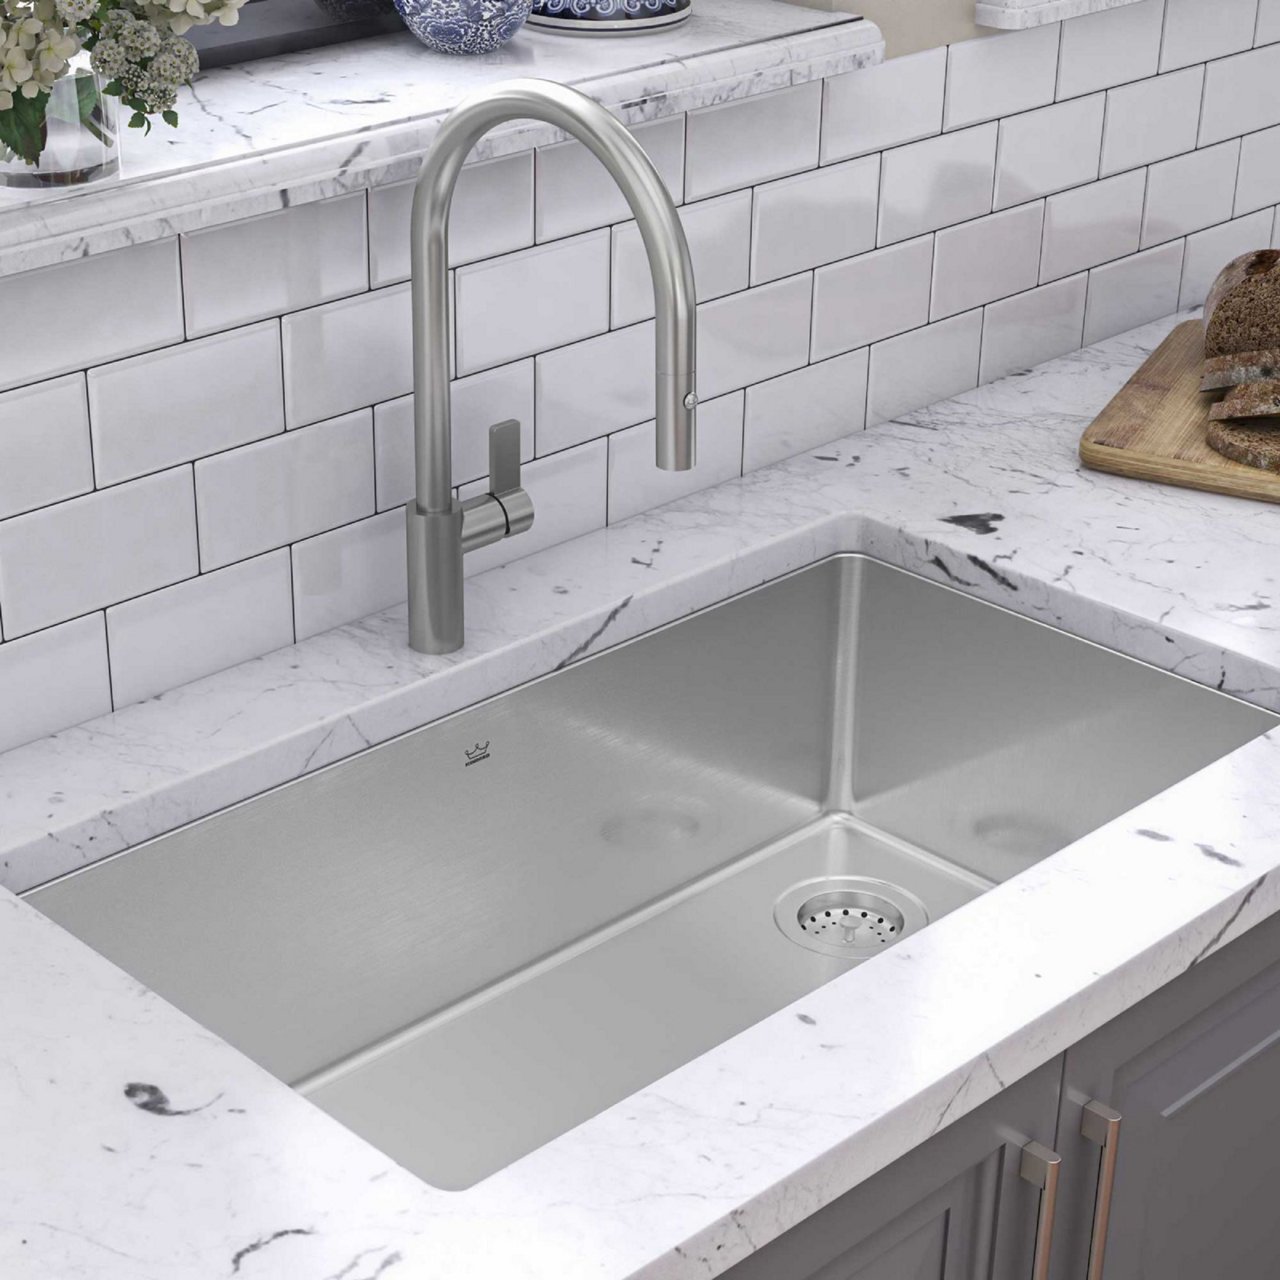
xmin=302 ymin=814 xmax=989 ymax=1191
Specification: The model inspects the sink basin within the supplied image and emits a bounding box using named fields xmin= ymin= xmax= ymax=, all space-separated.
xmin=25 ymin=556 xmax=1275 ymax=1190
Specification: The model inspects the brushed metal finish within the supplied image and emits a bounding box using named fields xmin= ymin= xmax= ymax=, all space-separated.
xmin=26 ymin=557 xmax=1275 ymax=1190
xmin=1020 ymin=1141 xmax=1063 ymax=1280
xmin=407 ymin=79 xmax=697 ymax=653
xmin=1080 ymin=1100 xmax=1122 ymax=1280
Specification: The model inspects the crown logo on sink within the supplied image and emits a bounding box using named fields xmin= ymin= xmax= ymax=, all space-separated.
xmin=464 ymin=741 xmax=491 ymax=766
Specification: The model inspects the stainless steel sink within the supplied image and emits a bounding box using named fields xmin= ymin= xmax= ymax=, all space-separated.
xmin=25 ymin=556 xmax=1275 ymax=1190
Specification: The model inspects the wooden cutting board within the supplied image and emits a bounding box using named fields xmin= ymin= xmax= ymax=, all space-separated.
xmin=1080 ymin=319 xmax=1280 ymax=505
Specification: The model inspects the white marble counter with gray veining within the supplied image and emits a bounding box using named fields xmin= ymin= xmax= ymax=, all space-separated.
xmin=3 ymin=311 xmax=1280 ymax=1279
xmin=0 ymin=0 xmax=882 ymax=276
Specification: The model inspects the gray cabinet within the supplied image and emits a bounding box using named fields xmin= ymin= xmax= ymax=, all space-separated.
xmin=1050 ymin=908 xmax=1280 ymax=1280
xmin=723 ymin=1060 xmax=1063 ymax=1280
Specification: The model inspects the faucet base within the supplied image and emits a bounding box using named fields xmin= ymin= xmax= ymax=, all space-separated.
xmin=407 ymin=501 xmax=465 ymax=654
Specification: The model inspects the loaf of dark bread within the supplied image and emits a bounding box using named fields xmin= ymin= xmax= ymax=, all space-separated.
xmin=1201 ymin=251 xmax=1280 ymax=397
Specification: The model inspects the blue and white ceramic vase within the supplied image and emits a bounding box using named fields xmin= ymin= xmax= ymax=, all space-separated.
xmin=527 ymin=0 xmax=691 ymax=33
xmin=397 ymin=0 xmax=533 ymax=53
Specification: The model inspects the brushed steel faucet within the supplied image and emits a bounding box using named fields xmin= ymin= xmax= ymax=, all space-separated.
xmin=406 ymin=78 xmax=699 ymax=654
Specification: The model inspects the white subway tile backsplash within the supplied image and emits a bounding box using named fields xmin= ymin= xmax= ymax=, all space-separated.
xmin=106 ymin=550 xmax=294 ymax=707
xmin=1083 ymin=241 xmax=1185 ymax=345
xmin=820 ymin=48 xmax=946 ymax=163
xmin=455 ymin=230 xmax=609 ymax=375
xmin=0 ymin=375 xmax=92 ymax=521
xmin=459 ymin=439 xmax=607 ymax=577
xmin=1056 ymin=0 xmax=1163 ymax=99
xmin=980 ymin=274 xmax=1088 ymax=382
xmin=0 ymin=468 xmax=197 ymax=638
xmin=684 ymin=82 xmax=821 ymax=202
xmin=182 ymin=194 xmax=367 ymax=337
xmin=750 ymin=157 xmax=878 ymax=285
xmin=611 ymin=191 xmax=751 ymax=327
xmin=292 ymin=509 xmax=406 ymax=640
xmin=1179 ymin=209 xmax=1276 ymax=309
xmin=195 ymin=409 xmax=374 ymax=570
xmin=1100 ymin=66 xmax=1205 ymax=177
xmin=1141 ymin=140 xmax=1240 ymax=248
xmin=1161 ymin=0 xmax=1259 ymax=71
xmin=1258 ymin=0 xmax=1280 ymax=43
xmin=0 ymin=615 xmax=111 ymax=754
xmin=867 ymin=309 xmax=982 ymax=427
xmin=536 ymin=117 xmax=684 ymax=242
xmin=743 ymin=349 xmax=868 ymax=472
xmin=945 ymin=26 xmax=1060 ymax=130
xmin=0 ymin=240 xmax=182 ymax=393
xmin=1236 ymin=126 xmax=1280 ymax=216
xmin=1199 ymin=43 xmax=1280 ymax=145
xmin=698 ymin=274 xmax=813 ymax=400
xmin=88 ymin=321 xmax=284 ymax=488
xmin=1041 ymin=169 xmax=1145 ymax=281
xmin=608 ymin=391 xmax=744 ymax=522
xmin=374 ymin=360 xmax=535 ymax=510
xmin=367 ymin=153 xmax=534 ymax=287
xmin=878 ymin=124 xmax=997 ymax=246
xmin=282 ymin=284 xmax=411 ymax=429
xmin=931 ymin=202 xmax=1045 ymax=320
xmin=811 ymin=235 xmax=934 ymax=362
xmin=995 ymin=94 xmax=1104 ymax=210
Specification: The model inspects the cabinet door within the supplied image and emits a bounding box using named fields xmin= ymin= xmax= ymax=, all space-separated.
xmin=724 ymin=1059 xmax=1062 ymax=1280
xmin=1052 ymin=910 xmax=1280 ymax=1280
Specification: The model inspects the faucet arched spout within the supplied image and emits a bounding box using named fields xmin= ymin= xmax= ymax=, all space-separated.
xmin=406 ymin=78 xmax=698 ymax=654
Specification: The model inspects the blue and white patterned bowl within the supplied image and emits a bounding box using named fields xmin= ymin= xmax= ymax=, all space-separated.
xmin=397 ymin=0 xmax=533 ymax=53
xmin=527 ymin=0 xmax=691 ymax=32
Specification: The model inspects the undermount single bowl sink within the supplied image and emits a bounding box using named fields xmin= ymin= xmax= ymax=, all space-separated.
xmin=25 ymin=556 xmax=1276 ymax=1190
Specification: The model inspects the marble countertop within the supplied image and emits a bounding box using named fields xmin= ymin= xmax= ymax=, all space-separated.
xmin=4 ymin=311 xmax=1280 ymax=1278
xmin=0 ymin=0 xmax=882 ymax=276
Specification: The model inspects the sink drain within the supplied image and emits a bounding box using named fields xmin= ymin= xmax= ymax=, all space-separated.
xmin=774 ymin=877 xmax=929 ymax=960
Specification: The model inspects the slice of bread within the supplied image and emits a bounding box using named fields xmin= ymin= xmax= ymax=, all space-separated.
xmin=1207 ymin=418 xmax=1280 ymax=472
xmin=1201 ymin=347 xmax=1280 ymax=390
xmin=1207 ymin=379 xmax=1280 ymax=423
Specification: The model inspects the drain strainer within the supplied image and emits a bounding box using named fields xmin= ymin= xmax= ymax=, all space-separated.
xmin=773 ymin=876 xmax=929 ymax=960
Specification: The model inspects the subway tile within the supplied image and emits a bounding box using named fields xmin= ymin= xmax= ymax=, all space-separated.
xmin=750 ymin=156 xmax=879 ymax=285
xmin=743 ymin=349 xmax=868 ymax=473
xmin=1200 ymin=44 xmax=1280 ymax=145
xmin=0 ymin=615 xmax=111 ymax=754
xmin=455 ymin=229 xmax=609 ymax=375
xmin=608 ymin=391 xmax=744 ymax=522
xmin=1258 ymin=0 xmax=1280 ymax=43
xmin=878 ymin=124 xmax=997 ymax=246
xmin=194 ymin=409 xmax=374 ymax=570
xmin=867 ymin=310 xmax=982 ymax=427
xmin=282 ymin=284 xmax=412 ymax=428
xmin=980 ymin=274 xmax=1088 ymax=382
xmin=536 ymin=117 xmax=684 ymax=242
xmin=944 ymin=26 xmax=1060 ymax=130
xmin=1040 ymin=169 xmax=1146 ymax=281
xmin=537 ymin=322 xmax=653 ymax=456
xmin=0 ymin=374 xmax=92 ymax=521
xmin=0 ymin=240 xmax=182 ymax=393
xmin=931 ymin=202 xmax=1045 ymax=321
xmin=995 ymin=94 xmax=1104 ymax=210
xmin=1141 ymin=141 xmax=1240 ymax=248
xmin=611 ymin=190 xmax=751 ymax=328
xmin=1083 ymin=241 xmax=1185 ymax=345
xmin=1161 ymin=0 xmax=1258 ymax=71
xmin=697 ymin=274 xmax=813 ymax=401
xmin=88 ymin=321 xmax=284 ymax=487
xmin=1100 ymin=66 xmax=1204 ymax=177
xmin=820 ymin=48 xmax=946 ymax=162
xmin=0 ymin=468 xmax=197 ymax=638
xmin=182 ymin=194 xmax=368 ymax=337
xmin=1179 ymin=209 xmax=1275 ymax=308
xmin=292 ymin=509 xmax=406 ymax=640
xmin=106 ymin=550 xmax=294 ymax=707
xmin=1056 ymin=0 xmax=1164 ymax=99
xmin=368 ymin=152 xmax=534 ymax=288
xmin=1236 ymin=125 xmax=1280 ymax=216
xmin=374 ymin=360 xmax=534 ymax=511
xmin=458 ymin=438 xmax=607 ymax=577
xmin=684 ymin=82 xmax=821 ymax=202
xmin=812 ymin=236 xmax=934 ymax=362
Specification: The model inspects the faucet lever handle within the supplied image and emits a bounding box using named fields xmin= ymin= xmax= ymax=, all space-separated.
xmin=488 ymin=419 xmax=523 ymax=498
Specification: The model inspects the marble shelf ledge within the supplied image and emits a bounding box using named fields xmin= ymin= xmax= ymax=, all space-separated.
xmin=0 ymin=0 xmax=882 ymax=277
xmin=975 ymin=0 xmax=1143 ymax=29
